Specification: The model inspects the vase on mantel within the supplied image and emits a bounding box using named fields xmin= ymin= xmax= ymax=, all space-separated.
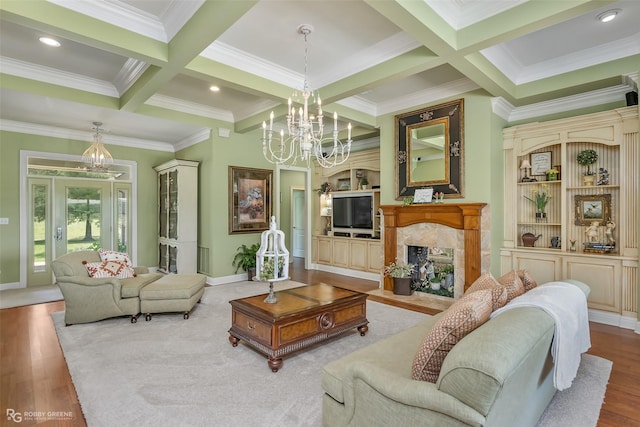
xmin=535 ymin=211 xmax=547 ymax=223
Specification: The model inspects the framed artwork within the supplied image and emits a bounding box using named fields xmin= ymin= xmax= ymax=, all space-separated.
xmin=395 ymin=98 xmax=464 ymax=200
xmin=574 ymin=194 xmax=611 ymax=226
xmin=229 ymin=166 xmax=272 ymax=234
xmin=530 ymin=152 xmax=552 ymax=175
xmin=413 ymin=188 xmax=433 ymax=203
xmin=337 ymin=178 xmax=351 ymax=190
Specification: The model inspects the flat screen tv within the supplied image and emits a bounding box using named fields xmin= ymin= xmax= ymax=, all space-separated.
xmin=332 ymin=193 xmax=373 ymax=234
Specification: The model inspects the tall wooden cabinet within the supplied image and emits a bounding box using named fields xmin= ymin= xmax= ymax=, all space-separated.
xmin=501 ymin=107 xmax=638 ymax=324
xmin=312 ymin=149 xmax=382 ymax=275
xmin=154 ymin=159 xmax=199 ymax=274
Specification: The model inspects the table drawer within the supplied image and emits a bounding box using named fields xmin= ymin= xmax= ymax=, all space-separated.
xmin=233 ymin=311 xmax=271 ymax=345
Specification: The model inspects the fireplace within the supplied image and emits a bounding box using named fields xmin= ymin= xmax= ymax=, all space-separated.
xmin=379 ymin=203 xmax=489 ymax=299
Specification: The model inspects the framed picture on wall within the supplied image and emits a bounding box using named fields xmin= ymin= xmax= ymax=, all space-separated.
xmin=574 ymin=194 xmax=611 ymax=226
xmin=229 ymin=166 xmax=272 ymax=234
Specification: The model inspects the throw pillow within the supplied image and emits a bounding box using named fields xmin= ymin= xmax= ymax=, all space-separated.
xmin=465 ymin=272 xmax=508 ymax=311
xmin=98 ymin=248 xmax=132 ymax=267
xmin=497 ymin=270 xmax=525 ymax=302
xmin=412 ymin=289 xmax=493 ymax=383
xmin=83 ymin=260 xmax=136 ymax=279
xmin=517 ymin=269 xmax=538 ymax=292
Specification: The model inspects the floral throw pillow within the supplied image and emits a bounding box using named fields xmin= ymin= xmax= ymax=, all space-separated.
xmin=98 ymin=248 xmax=132 ymax=267
xmin=83 ymin=260 xmax=135 ymax=279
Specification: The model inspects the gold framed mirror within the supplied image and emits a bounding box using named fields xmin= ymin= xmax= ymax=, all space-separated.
xmin=395 ymin=98 xmax=464 ymax=199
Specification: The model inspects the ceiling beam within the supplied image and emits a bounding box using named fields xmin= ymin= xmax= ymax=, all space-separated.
xmin=119 ymin=0 xmax=258 ymax=112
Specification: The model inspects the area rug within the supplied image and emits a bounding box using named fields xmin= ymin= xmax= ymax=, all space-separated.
xmin=52 ymin=281 xmax=611 ymax=427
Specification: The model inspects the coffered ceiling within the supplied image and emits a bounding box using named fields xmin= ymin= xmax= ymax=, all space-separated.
xmin=0 ymin=0 xmax=638 ymax=151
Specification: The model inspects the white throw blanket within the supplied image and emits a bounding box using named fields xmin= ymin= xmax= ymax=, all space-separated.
xmin=490 ymin=281 xmax=591 ymax=391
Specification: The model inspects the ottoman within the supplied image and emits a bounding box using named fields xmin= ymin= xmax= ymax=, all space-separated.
xmin=140 ymin=274 xmax=206 ymax=321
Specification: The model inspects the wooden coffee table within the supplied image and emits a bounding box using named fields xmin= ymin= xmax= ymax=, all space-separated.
xmin=228 ymin=283 xmax=368 ymax=372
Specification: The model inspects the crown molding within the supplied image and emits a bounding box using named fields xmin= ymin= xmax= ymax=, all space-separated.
xmin=0 ymin=56 xmax=119 ymax=97
xmin=47 ymin=0 xmax=168 ymax=42
xmin=0 ymin=119 xmax=175 ymax=152
xmin=376 ymin=78 xmax=480 ymax=116
xmin=491 ymin=82 xmax=634 ymax=122
xmin=173 ymin=128 xmax=212 ymax=152
xmin=483 ymin=35 xmax=640 ymax=85
xmin=426 ymin=0 xmax=527 ymax=30
xmin=113 ymin=58 xmax=149 ymax=95
xmin=145 ymin=94 xmax=235 ymax=123
xmin=202 ymin=42 xmax=302 ymax=89
xmin=161 ymin=0 xmax=205 ymax=41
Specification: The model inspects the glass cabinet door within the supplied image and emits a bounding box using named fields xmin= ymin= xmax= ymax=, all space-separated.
xmin=168 ymin=170 xmax=178 ymax=240
xmin=159 ymin=173 xmax=168 ymax=239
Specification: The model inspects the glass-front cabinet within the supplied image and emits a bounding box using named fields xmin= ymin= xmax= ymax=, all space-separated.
xmin=501 ymin=107 xmax=638 ymax=325
xmin=155 ymin=160 xmax=199 ymax=274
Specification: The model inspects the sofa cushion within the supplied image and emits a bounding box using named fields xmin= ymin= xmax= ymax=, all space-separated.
xmin=497 ymin=270 xmax=525 ymax=302
xmin=120 ymin=273 xmax=164 ymax=298
xmin=98 ymin=248 xmax=132 ymax=266
xmin=84 ymin=260 xmax=135 ymax=279
xmin=517 ymin=269 xmax=537 ymax=292
xmin=412 ymin=289 xmax=493 ymax=383
xmin=465 ymin=273 xmax=508 ymax=311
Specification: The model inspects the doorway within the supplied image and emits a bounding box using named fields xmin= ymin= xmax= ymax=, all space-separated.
xmin=22 ymin=152 xmax=134 ymax=287
xmin=291 ymin=188 xmax=305 ymax=258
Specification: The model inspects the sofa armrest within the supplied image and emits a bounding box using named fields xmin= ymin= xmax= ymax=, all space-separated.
xmin=57 ymin=275 xmax=121 ymax=287
xmin=347 ymin=361 xmax=485 ymax=426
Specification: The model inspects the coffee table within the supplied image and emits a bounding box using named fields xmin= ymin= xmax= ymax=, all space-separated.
xmin=228 ymin=283 xmax=368 ymax=372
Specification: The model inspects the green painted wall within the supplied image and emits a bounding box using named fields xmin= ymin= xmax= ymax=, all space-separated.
xmin=0 ymin=130 xmax=173 ymax=283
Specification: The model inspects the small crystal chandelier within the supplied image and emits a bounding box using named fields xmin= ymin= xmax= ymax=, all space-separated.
xmin=261 ymin=25 xmax=352 ymax=168
xmin=82 ymin=121 xmax=113 ymax=169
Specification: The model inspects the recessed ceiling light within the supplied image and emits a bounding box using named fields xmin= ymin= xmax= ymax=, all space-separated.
xmin=597 ymin=9 xmax=620 ymax=23
xmin=39 ymin=36 xmax=61 ymax=47
xmin=209 ymin=85 xmax=220 ymax=92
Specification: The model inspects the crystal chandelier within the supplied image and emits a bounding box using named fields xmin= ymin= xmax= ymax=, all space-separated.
xmin=82 ymin=121 xmax=113 ymax=169
xmin=261 ymin=25 xmax=352 ymax=168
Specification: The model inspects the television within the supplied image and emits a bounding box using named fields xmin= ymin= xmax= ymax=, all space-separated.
xmin=332 ymin=192 xmax=373 ymax=235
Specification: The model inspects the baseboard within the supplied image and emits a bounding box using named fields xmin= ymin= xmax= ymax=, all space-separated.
xmin=311 ymin=263 xmax=381 ymax=283
xmin=589 ymin=309 xmax=640 ymax=332
xmin=0 ymin=282 xmax=23 ymax=291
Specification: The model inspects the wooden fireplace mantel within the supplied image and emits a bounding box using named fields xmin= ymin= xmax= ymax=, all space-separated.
xmin=379 ymin=203 xmax=487 ymax=292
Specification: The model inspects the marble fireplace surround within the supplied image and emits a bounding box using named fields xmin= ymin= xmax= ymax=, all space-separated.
xmin=379 ymin=203 xmax=489 ymax=298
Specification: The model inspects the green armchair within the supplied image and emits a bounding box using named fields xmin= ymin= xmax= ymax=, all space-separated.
xmin=52 ymin=250 xmax=163 ymax=325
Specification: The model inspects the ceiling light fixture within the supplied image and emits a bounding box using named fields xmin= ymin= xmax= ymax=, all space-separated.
xmin=82 ymin=121 xmax=113 ymax=169
xmin=597 ymin=9 xmax=620 ymax=23
xmin=39 ymin=36 xmax=61 ymax=47
xmin=261 ymin=24 xmax=351 ymax=168
xmin=209 ymin=85 xmax=220 ymax=92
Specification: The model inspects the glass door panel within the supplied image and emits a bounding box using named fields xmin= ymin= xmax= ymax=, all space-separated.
xmin=114 ymin=184 xmax=131 ymax=253
xmin=54 ymin=180 xmax=111 ymax=257
xmin=168 ymin=170 xmax=178 ymax=239
xmin=27 ymin=179 xmax=52 ymax=286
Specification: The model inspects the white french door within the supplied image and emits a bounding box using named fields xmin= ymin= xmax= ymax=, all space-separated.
xmin=26 ymin=178 xmax=131 ymax=287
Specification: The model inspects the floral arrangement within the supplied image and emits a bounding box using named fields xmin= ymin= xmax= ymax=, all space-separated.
xmin=383 ymin=259 xmax=415 ymax=278
xmin=577 ymin=149 xmax=598 ymax=175
xmin=524 ymin=183 xmax=552 ymax=213
xmin=546 ymin=168 xmax=559 ymax=175
xmin=259 ymin=256 xmax=285 ymax=280
xmin=315 ymin=182 xmax=332 ymax=195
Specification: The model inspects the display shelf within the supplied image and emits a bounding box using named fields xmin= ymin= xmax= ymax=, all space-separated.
xmin=502 ymin=107 xmax=638 ymax=318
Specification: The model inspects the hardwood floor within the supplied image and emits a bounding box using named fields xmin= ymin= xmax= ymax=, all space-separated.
xmin=1 ymin=260 xmax=639 ymax=426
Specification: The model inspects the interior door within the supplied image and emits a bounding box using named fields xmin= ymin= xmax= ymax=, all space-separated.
xmin=292 ymin=188 xmax=305 ymax=258
xmin=26 ymin=178 xmax=52 ymax=286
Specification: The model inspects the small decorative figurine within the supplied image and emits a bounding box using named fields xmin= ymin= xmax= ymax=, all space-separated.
xmin=597 ymin=167 xmax=609 ymax=185
xmin=585 ymin=221 xmax=599 ymax=243
xmin=605 ymin=220 xmax=616 ymax=244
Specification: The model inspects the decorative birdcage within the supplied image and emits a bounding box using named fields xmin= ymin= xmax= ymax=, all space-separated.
xmin=255 ymin=216 xmax=290 ymax=303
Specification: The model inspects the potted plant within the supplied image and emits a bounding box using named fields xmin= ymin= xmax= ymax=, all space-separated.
xmin=383 ymin=259 xmax=415 ymax=296
xmin=360 ymin=177 xmax=369 ymax=190
xmin=546 ymin=168 xmax=559 ymax=181
xmin=315 ymin=182 xmax=332 ymax=195
xmin=577 ymin=149 xmax=598 ymax=186
xmin=232 ymin=243 xmax=260 ymax=280
xmin=523 ymin=183 xmax=552 ymax=221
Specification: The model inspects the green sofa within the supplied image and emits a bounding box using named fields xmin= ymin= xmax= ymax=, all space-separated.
xmin=52 ymin=250 xmax=163 ymax=325
xmin=321 ymin=281 xmax=590 ymax=427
